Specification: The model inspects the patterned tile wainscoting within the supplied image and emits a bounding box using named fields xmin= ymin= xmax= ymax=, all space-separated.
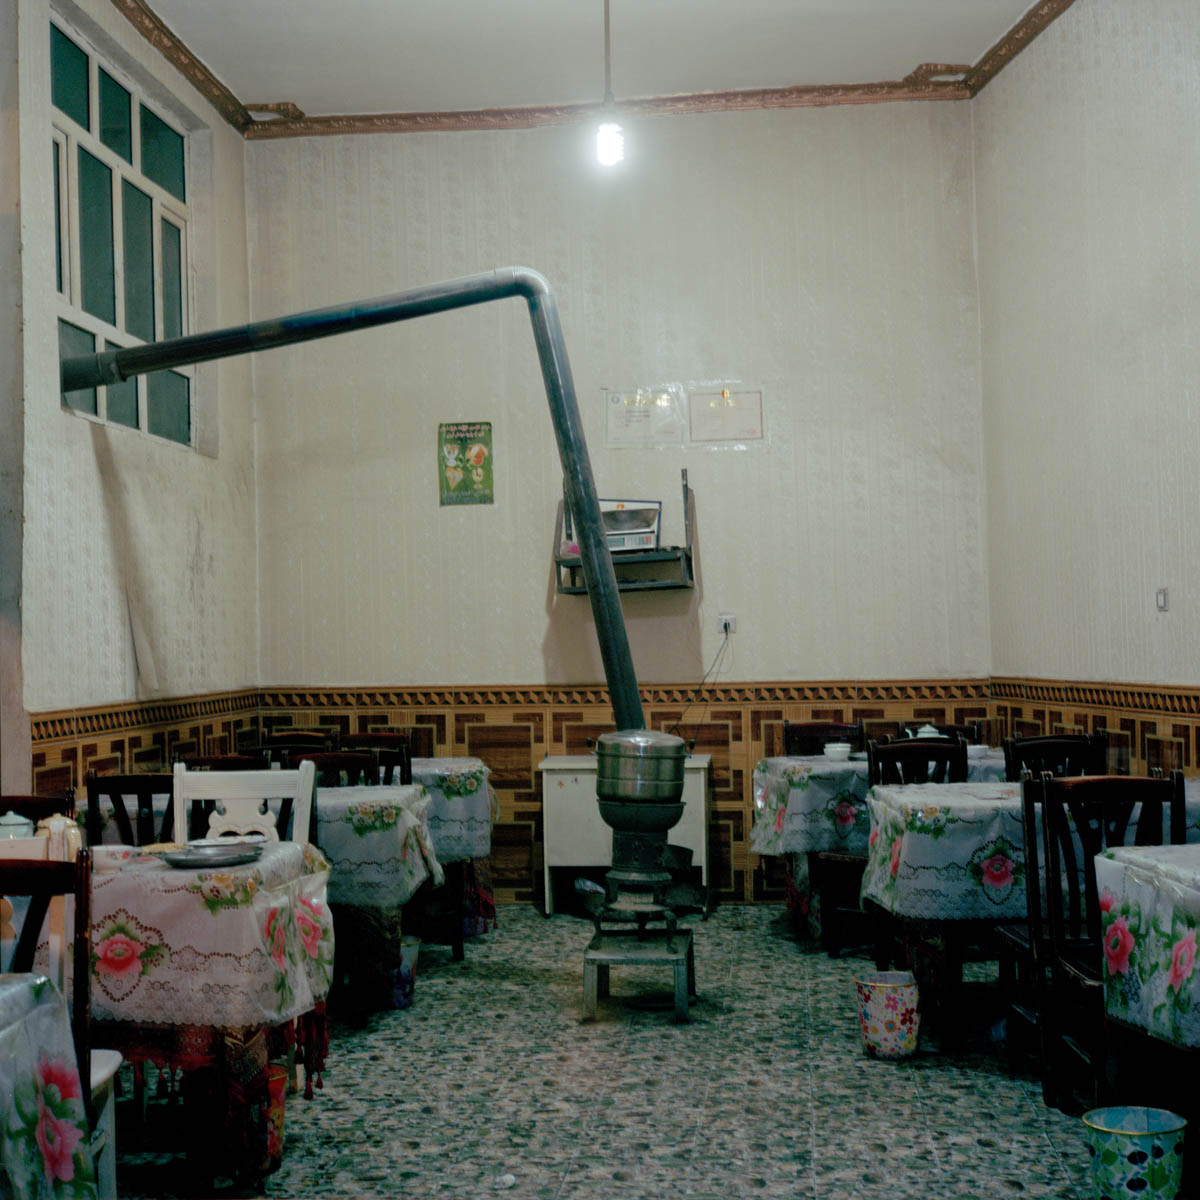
xmin=28 ymin=676 xmax=1200 ymax=903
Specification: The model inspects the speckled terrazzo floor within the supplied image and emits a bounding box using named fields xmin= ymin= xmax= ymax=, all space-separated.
xmin=115 ymin=904 xmax=1093 ymax=1199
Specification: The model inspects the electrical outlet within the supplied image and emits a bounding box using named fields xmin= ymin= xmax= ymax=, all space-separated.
xmin=718 ymin=613 xmax=737 ymax=634
xmin=1156 ymin=587 xmax=1169 ymax=612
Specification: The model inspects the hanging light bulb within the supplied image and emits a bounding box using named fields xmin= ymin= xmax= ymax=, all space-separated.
xmin=597 ymin=121 xmax=624 ymax=166
xmin=596 ymin=0 xmax=624 ymax=165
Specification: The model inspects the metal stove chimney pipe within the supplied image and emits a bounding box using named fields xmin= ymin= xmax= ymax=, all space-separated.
xmin=60 ymin=267 xmax=645 ymax=730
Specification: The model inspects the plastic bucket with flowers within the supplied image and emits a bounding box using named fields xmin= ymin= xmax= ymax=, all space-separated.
xmin=854 ymin=970 xmax=920 ymax=1058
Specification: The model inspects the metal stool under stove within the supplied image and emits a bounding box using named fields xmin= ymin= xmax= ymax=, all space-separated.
xmin=580 ymin=729 xmax=700 ymax=1022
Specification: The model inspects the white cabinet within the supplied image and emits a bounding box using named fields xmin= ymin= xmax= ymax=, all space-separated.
xmin=536 ymin=754 xmax=711 ymax=915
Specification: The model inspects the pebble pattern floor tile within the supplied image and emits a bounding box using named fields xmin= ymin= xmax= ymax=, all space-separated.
xmin=116 ymin=904 xmax=1094 ymax=1199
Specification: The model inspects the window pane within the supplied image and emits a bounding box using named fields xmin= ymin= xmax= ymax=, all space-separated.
xmin=50 ymin=25 xmax=89 ymax=129
xmin=58 ymin=320 xmax=96 ymax=414
xmin=147 ymin=371 xmax=189 ymax=443
xmin=162 ymin=219 xmax=183 ymax=340
xmin=53 ymin=143 xmax=63 ymax=292
xmin=122 ymin=181 xmax=154 ymax=341
xmin=140 ymin=106 xmax=185 ymax=202
xmin=106 ymin=377 xmax=138 ymax=428
xmin=78 ymin=148 xmax=115 ymax=325
xmin=99 ymin=69 xmax=132 ymax=161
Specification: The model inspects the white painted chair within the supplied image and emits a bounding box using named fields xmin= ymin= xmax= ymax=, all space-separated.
xmin=172 ymin=761 xmax=316 ymax=843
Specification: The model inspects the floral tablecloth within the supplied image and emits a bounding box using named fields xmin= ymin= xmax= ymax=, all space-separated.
xmin=90 ymin=841 xmax=333 ymax=1027
xmin=410 ymin=758 xmax=497 ymax=863
xmin=315 ymin=784 xmax=444 ymax=911
xmin=750 ymin=751 xmax=1007 ymax=858
xmin=0 ymin=974 xmax=95 ymax=1200
xmin=860 ymin=781 xmax=1025 ymax=920
xmin=1097 ymin=843 xmax=1200 ymax=1048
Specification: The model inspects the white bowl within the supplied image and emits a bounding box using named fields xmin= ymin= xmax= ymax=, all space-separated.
xmin=824 ymin=742 xmax=851 ymax=761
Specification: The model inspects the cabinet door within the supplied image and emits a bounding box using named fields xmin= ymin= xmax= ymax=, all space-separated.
xmin=543 ymin=771 xmax=611 ymax=867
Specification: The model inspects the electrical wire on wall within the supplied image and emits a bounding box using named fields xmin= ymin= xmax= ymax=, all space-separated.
xmin=666 ymin=626 xmax=732 ymax=742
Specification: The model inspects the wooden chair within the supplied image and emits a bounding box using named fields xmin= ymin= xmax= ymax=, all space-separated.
xmin=85 ymin=771 xmax=174 ymax=846
xmin=782 ymin=721 xmax=863 ymax=756
xmin=867 ymin=735 xmax=968 ymax=785
xmin=242 ymin=729 xmax=335 ymax=766
xmin=179 ymin=753 xmax=270 ymax=771
xmin=994 ymin=774 xmax=1055 ymax=1101
xmin=340 ymin=730 xmax=415 ymax=784
xmin=344 ymin=725 xmax=435 ymax=759
xmin=1002 ymin=733 xmax=1108 ymax=782
xmin=1040 ymin=770 xmax=1185 ymax=1111
xmin=172 ymin=762 xmax=315 ymax=843
xmin=864 ymin=735 xmax=970 ymax=1037
xmin=1 ymin=849 xmax=123 ymax=1197
xmin=0 ymin=790 xmax=77 ymax=822
xmin=290 ymin=750 xmax=378 ymax=787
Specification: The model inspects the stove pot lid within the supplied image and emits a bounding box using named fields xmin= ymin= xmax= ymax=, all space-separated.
xmin=595 ymin=729 xmax=687 ymax=760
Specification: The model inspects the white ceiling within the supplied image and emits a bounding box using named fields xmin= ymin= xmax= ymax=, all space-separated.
xmin=144 ymin=0 xmax=1040 ymax=119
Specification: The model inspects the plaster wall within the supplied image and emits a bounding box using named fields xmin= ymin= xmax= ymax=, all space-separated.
xmin=975 ymin=0 xmax=1200 ymax=683
xmin=17 ymin=0 xmax=257 ymax=713
xmin=246 ymin=103 xmax=989 ymax=687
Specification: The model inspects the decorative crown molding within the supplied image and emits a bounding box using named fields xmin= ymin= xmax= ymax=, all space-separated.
xmin=112 ymin=0 xmax=1080 ymax=140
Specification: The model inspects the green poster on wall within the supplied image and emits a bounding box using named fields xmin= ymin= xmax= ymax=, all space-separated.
xmin=438 ymin=421 xmax=493 ymax=506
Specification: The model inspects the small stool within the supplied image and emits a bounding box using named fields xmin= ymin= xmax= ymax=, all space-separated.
xmin=581 ymin=928 xmax=696 ymax=1023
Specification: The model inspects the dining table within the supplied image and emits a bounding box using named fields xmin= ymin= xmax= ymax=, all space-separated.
xmin=0 ymin=973 xmax=96 ymax=1200
xmin=88 ymin=839 xmax=333 ymax=1180
xmin=750 ymin=748 xmax=1006 ymax=935
xmin=1096 ymin=842 xmax=1200 ymax=1049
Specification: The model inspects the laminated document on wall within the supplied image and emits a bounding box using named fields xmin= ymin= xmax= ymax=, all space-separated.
xmin=603 ymin=385 xmax=686 ymax=447
xmin=687 ymin=387 xmax=764 ymax=443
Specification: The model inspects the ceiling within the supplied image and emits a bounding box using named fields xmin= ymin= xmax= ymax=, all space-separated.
xmin=118 ymin=0 xmax=1076 ymax=137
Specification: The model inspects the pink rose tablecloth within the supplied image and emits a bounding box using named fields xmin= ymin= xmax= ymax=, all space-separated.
xmin=0 ymin=974 xmax=95 ymax=1200
xmin=860 ymin=781 xmax=1025 ymax=921
xmin=1097 ymin=843 xmax=1200 ymax=1048
xmin=90 ymin=841 xmax=333 ymax=1027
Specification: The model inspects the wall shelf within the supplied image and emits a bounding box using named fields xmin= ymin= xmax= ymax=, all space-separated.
xmin=553 ymin=470 xmax=694 ymax=595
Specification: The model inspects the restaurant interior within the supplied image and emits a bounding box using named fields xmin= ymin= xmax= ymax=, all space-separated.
xmin=2 ymin=0 xmax=1198 ymax=1195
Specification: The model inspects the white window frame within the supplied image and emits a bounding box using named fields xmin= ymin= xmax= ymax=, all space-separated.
xmin=52 ymin=15 xmax=195 ymax=447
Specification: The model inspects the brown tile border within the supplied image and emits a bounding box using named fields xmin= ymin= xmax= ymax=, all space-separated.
xmin=35 ymin=670 xmax=1197 ymax=902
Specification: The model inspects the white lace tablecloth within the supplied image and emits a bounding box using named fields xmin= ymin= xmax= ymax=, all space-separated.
xmin=89 ymin=842 xmax=333 ymax=1028
xmin=1097 ymin=843 xmax=1200 ymax=1048
xmin=860 ymin=781 xmax=1025 ymax=920
xmin=410 ymin=758 xmax=497 ymax=862
xmin=750 ymin=750 xmax=1007 ymax=858
xmin=315 ymin=784 xmax=444 ymax=911
xmin=0 ymin=974 xmax=95 ymax=1200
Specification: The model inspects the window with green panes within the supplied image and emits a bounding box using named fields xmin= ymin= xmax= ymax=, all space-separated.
xmin=50 ymin=19 xmax=193 ymax=447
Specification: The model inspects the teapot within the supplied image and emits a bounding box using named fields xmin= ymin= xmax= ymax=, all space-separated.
xmin=0 ymin=810 xmax=35 ymax=839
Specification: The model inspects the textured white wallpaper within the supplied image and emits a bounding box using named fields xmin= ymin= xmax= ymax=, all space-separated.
xmin=975 ymin=0 xmax=1200 ymax=683
xmin=18 ymin=0 xmax=259 ymax=711
xmin=247 ymin=103 xmax=990 ymax=686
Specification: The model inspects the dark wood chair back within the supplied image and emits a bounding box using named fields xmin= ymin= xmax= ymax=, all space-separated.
xmin=1 ymin=850 xmax=93 ymax=1117
xmin=782 ymin=721 xmax=863 ymax=755
xmin=0 ymin=791 xmax=77 ymax=823
xmin=291 ymin=751 xmax=378 ymax=787
xmin=85 ymin=771 xmax=174 ymax=845
xmin=1042 ymin=770 xmax=1184 ymax=951
xmin=867 ymin=736 xmax=968 ymax=786
xmin=343 ymin=725 xmax=435 ymax=759
xmin=1003 ymin=733 xmax=1107 ymax=782
xmin=179 ymin=754 xmax=270 ymax=771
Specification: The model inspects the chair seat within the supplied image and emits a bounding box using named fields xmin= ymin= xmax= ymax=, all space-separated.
xmin=90 ymin=1048 xmax=123 ymax=1090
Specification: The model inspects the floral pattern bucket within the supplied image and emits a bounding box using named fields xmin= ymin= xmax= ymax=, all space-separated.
xmin=1082 ymin=1106 xmax=1185 ymax=1199
xmin=854 ymin=971 xmax=920 ymax=1059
